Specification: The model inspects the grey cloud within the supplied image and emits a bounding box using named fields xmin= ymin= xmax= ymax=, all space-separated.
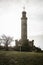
xmin=0 ymin=0 xmax=43 ymax=5
xmin=37 ymin=14 xmax=43 ymax=21
xmin=35 ymin=14 xmax=43 ymax=21
xmin=0 ymin=0 xmax=21 ymax=3
xmin=29 ymin=12 xmax=43 ymax=22
xmin=0 ymin=0 xmax=43 ymax=3
xmin=30 ymin=0 xmax=43 ymax=2
xmin=26 ymin=0 xmax=43 ymax=5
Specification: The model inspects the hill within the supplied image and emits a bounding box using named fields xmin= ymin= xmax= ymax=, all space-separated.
xmin=0 ymin=51 xmax=43 ymax=65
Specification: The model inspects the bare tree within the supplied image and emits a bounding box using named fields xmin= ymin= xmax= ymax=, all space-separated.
xmin=1 ymin=34 xmax=14 ymax=50
xmin=0 ymin=38 xmax=2 ymax=50
xmin=0 ymin=40 xmax=2 ymax=46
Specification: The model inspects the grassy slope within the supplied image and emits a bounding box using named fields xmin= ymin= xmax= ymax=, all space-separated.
xmin=0 ymin=51 xmax=43 ymax=65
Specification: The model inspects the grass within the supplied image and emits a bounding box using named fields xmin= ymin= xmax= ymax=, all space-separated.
xmin=0 ymin=51 xmax=43 ymax=65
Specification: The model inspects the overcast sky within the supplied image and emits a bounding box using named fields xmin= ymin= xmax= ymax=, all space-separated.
xmin=0 ymin=0 xmax=43 ymax=49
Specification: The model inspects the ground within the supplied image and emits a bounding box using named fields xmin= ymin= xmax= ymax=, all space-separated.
xmin=0 ymin=51 xmax=43 ymax=65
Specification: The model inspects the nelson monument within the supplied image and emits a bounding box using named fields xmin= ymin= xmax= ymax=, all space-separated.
xmin=15 ymin=8 xmax=34 ymax=51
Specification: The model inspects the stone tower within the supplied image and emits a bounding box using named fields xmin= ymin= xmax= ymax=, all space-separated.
xmin=21 ymin=10 xmax=27 ymax=40
xmin=15 ymin=8 xmax=34 ymax=51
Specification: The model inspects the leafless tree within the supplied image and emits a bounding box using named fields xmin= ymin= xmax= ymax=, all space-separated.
xmin=0 ymin=40 xmax=2 ymax=46
xmin=0 ymin=34 xmax=14 ymax=50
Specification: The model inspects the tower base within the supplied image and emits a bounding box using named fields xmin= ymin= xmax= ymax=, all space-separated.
xmin=15 ymin=39 xmax=34 ymax=51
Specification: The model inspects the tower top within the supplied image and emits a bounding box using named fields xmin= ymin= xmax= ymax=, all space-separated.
xmin=21 ymin=7 xmax=27 ymax=18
